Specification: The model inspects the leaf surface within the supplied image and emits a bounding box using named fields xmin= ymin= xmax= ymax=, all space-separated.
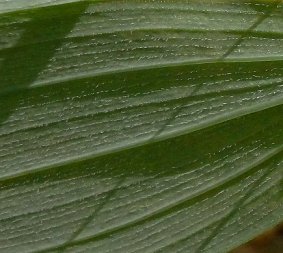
xmin=0 ymin=1 xmax=283 ymax=253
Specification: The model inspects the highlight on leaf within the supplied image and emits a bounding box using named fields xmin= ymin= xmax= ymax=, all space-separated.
xmin=0 ymin=0 xmax=282 ymax=253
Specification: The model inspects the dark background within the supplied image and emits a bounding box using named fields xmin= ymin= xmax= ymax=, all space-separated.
xmin=232 ymin=224 xmax=283 ymax=253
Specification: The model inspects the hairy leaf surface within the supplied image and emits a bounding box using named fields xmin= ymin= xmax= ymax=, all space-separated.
xmin=0 ymin=1 xmax=283 ymax=253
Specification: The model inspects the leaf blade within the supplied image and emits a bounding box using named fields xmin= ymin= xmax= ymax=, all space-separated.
xmin=0 ymin=1 xmax=283 ymax=253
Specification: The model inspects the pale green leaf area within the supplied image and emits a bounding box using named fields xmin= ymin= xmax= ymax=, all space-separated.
xmin=0 ymin=0 xmax=282 ymax=252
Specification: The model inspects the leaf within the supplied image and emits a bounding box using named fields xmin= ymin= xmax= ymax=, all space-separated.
xmin=0 ymin=1 xmax=282 ymax=252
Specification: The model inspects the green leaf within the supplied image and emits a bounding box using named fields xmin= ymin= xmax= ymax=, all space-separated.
xmin=0 ymin=1 xmax=283 ymax=252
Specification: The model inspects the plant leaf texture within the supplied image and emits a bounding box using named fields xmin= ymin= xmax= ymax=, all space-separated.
xmin=0 ymin=0 xmax=283 ymax=252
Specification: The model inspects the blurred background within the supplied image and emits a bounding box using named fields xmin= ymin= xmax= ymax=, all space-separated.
xmin=232 ymin=223 xmax=283 ymax=253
